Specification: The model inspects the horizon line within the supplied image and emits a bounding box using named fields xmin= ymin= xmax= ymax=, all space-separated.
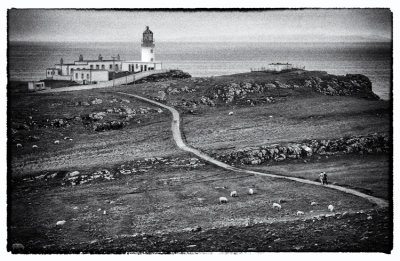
xmin=8 ymin=40 xmax=393 ymax=44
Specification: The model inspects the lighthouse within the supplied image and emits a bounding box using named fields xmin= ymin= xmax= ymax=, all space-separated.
xmin=141 ymin=26 xmax=155 ymax=62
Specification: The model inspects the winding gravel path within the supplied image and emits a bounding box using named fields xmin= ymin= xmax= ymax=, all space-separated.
xmin=117 ymin=91 xmax=389 ymax=208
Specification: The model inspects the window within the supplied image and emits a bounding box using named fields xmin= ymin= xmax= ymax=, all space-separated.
xmin=71 ymin=69 xmax=74 ymax=74
xmin=90 ymin=65 xmax=93 ymax=69
xmin=109 ymin=64 xmax=112 ymax=70
xmin=150 ymin=49 xmax=153 ymax=53
xmin=115 ymin=64 xmax=119 ymax=71
xmin=87 ymin=74 xmax=89 ymax=79
xmin=101 ymin=65 xmax=105 ymax=69
xmin=75 ymin=73 xmax=78 ymax=79
xmin=151 ymin=58 xmax=153 ymax=61
xmin=81 ymin=73 xmax=84 ymax=79
xmin=136 ymin=64 xmax=138 ymax=69
xmin=128 ymin=64 xmax=131 ymax=71
xmin=96 ymin=65 xmax=99 ymax=69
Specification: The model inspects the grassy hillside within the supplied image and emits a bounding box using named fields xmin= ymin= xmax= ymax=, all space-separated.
xmin=8 ymin=70 xmax=392 ymax=253
xmin=9 ymin=89 xmax=181 ymax=176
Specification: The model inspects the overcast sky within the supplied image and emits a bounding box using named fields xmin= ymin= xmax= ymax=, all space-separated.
xmin=8 ymin=9 xmax=392 ymax=42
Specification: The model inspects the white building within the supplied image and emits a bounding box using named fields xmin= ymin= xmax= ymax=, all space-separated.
xmin=267 ymin=63 xmax=294 ymax=72
xmin=28 ymin=81 xmax=46 ymax=91
xmin=46 ymin=26 xmax=162 ymax=84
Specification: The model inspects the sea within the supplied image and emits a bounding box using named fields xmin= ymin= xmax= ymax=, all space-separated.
xmin=8 ymin=41 xmax=392 ymax=100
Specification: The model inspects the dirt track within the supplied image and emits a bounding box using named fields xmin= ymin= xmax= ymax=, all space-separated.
xmin=116 ymin=91 xmax=389 ymax=208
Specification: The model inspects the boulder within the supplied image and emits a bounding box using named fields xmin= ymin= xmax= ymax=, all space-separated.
xmin=11 ymin=243 xmax=25 ymax=252
xmin=300 ymin=145 xmax=313 ymax=156
xmin=158 ymin=90 xmax=166 ymax=101
xmin=91 ymin=98 xmax=103 ymax=105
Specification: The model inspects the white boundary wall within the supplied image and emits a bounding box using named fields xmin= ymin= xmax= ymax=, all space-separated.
xmin=41 ymin=69 xmax=169 ymax=93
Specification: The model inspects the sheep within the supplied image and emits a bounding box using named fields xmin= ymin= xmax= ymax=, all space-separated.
xmin=228 ymin=111 xmax=234 ymax=115
xmin=310 ymin=201 xmax=318 ymax=206
xmin=16 ymin=143 xmax=22 ymax=148
xmin=56 ymin=220 xmax=66 ymax=226
xmin=230 ymin=191 xmax=238 ymax=197
xmin=328 ymin=205 xmax=334 ymax=212
xmin=296 ymin=211 xmax=305 ymax=216
xmin=272 ymin=203 xmax=281 ymax=210
xmin=54 ymin=140 xmax=60 ymax=144
xmin=248 ymin=188 xmax=254 ymax=195
xmin=63 ymin=137 xmax=69 ymax=140
xmin=32 ymin=145 xmax=38 ymax=149
xmin=219 ymin=197 xmax=228 ymax=204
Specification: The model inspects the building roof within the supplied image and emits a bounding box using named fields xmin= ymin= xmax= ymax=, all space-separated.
xmin=72 ymin=69 xmax=109 ymax=72
xmin=76 ymin=59 xmax=122 ymax=63
xmin=123 ymin=61 xmax=161 ymax=64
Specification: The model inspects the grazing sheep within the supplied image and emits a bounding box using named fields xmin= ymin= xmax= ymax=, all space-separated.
xmin=69 ymin=138 xmax=73 ymax=141
xmin=328 ymin=205 xmax=334 ymax=212
xmin=219 ymin=197 xmax=228 ymax=204
xmin=16 ymin=143 xmax=22 ymax=148
xmin=230 ymin=191 xmax=238 ymax=197
xmin=32 ymin=145 xmax=38 ymax=149
xmin=56 ymin=220 xmax=66 ymax=226
xmin=54 ymin=140 xmax=60 ymax=144
xmin=63 ymin=137 xmax=69 ymax=140
xmin=272 ymin=203 xmax=281 ymax=210
xmin=228 ymin=111 xmax=234 ymax=115
xmin=296 ymin=211 xmax=305 ymax=216
xmin=248 ymin=188 xmax=254 ymax=195
xmin=310 ymin=201 xmax=318 ymax=206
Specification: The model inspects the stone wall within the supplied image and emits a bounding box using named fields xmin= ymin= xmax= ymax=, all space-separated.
xmin=214 ymin=133 xmax=390 ymax=165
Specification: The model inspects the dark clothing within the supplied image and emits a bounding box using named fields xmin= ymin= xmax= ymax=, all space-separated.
xmin=319 ymin=173 xmax=328 ymax=185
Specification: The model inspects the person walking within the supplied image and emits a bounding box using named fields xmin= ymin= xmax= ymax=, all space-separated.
xmin=319 ymin=172 xmax=328 ymax=185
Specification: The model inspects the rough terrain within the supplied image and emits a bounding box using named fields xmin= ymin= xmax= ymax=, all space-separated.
xmin=8 ymin=69 xmax=392 ymax=253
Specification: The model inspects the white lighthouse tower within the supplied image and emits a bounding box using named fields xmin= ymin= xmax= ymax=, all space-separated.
xmin=141 ymin=26 xmax=155 ymax=62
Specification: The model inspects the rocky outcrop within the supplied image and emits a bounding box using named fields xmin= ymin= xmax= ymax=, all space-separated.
xmin=214 ymin=133 xmax=390 ymax=165
xmin=307 ymin=74 xmax=379 ymax=99
xmin=92 ymin=121 xmax=127 ymax=132
xmin=160 ymin=71 xmax=379 ymax=110
xmin=135 ymin=70 xmax=191 ymax=83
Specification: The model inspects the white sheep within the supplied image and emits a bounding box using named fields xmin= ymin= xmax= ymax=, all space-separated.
xmin=272 ymin=203 xmax=281 ymax=210
xmin=54 ymin=140 xmax=60 ymax=144
xmin=248 ymin=188 xmax=254 ymax=195
xmin=328 ymin=205 xmax=334 ymax=212
xmin=32 ymin=145 xmax=38 ymax=149
xmin=296 ymin=211 xmax=305 ymax=216
xmin=56 ymin=220 xmax=66 ymax=226
xmin=219 ymin=197 xmax=228 ymax=204
xmin=228 ymin=111 xmax=234 ymax=115
xmin=230 ymin=191 xmax=238 ymax=197
xmin=310 ymin=201 xmax=318 ymax=206
xmin=16 ymin=143 xmax=22 ymax=148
